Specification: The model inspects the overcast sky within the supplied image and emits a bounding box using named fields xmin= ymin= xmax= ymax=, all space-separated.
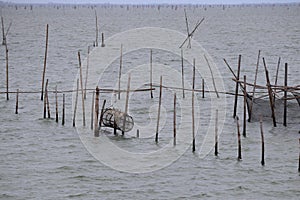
xmin=3 ymin=0 xmax=300 ymax=4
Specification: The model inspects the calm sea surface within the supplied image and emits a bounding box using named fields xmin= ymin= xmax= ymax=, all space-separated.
xmin=0 ymin=4 xmax=299 ymax=199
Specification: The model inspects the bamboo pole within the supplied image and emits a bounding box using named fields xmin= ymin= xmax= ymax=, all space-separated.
xmin=94 ymin=86 xmax=100 ymax=137
xmin=215 ymin=109 xmax=218 ymax=156
xmin=260 ymin=116 xmax=265 ymax=166
xmin=101 ymin=32 xmax=105 ymax=47
xmin=78 ymin=51 xmax=86 ymax=126
xmin=233 ymin=55 xmax=241 ymax=118
xmin=62 ymin=94 xmax=65 ymax=126
xmin=249 ymin=50 xmax=260 ymax=122
xmin=192 ymin=59 xmax=196 ymax=152
xmin=15 ymin=89 xmax=19 ymax=114
xmin=90 ymin=91 xmax=94 ymax=130
xmin=55 ymin=86 xmax=58 ymax=122
xmin=236 ymin=116 xmax=242 ymax=160
xmin=118 ymin=44 xmax=122 ymax=100
xmin=202 ymin=78 xmax=205 ymax=98
xmin=155 ymin=76 xmax=162 ymax=143
xmin=46 ymin=79 xmax=50 ymax=118
xmin=181 ymin=49 xmax=185 ymax=98
xmin=122 ymin=74 xmax=131 ymax=135
xmin=263 ymin=57 xmax=276 ymax=127
xmin=99 ymin=99 xmax=106 ymax=129
xmin=283 ymin=63 xmax=288 ymax=127
xmin=243 ymin=75 xmax=247 ymax=137
xmin=173 ymin=93 xmax=176 ymax=146
xmin=204 ymin=54 xmax=219 ymax=98
xmin=95 ymin=11 xmax=98 ymax=47
xmin=84 ymin=46 xmax=90 ymax=99
xmin=150 ymin=49 xmax=153 ymax=99
xmin=41 ymin=24 xmax=49 ymax=101
xmin=73 ymin=79 xmax=79 ymax=127
xmin=273 ymin=57 xmax=281 ymax=105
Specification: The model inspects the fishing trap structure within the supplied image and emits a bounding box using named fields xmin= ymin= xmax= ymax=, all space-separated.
xmin=101 ymin=108 xmax=134 ymax=132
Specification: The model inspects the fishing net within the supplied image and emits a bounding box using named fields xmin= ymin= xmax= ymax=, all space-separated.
xmin=101 ymin=108 xmax=134 ymax=132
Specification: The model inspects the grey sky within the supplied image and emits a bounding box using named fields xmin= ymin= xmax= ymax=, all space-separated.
xmin=3 ymin=0 xmax=300 ymax=4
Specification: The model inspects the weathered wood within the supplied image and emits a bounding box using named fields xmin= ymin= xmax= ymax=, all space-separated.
xmin=15 ymin=89 xmax=19 ymax=114
xmin=202 ymin=78 xmax=205 ymax=98
xmin=84 ymin=46 xmax=90 ymax=99
xmin=1 ymin=16 xmax=6 ymax=45
xmin=204 ymin=54 xmax=219 ymax=98
xmin=273 ymin=57 xmax=281 ymax=104
xmin=90 ymin=91 xmax=94 ymax=130
xmin=78 ymin=51 xmax=86 ymax=126
xmin=43 ymin=79 xmax=47 ymax=118
xmin=62 ymin=94 xmax=65 ymax=126
xmin=99 ymin=99 xmax=106 ymax=129
xmin=243 ymin=75 xmax=247 ymax=137
xmin=192 ymin=59 xmax=196 ymax=152
xmin=136 ymin=129 xmax=139 ymax=138
xmin=46 ymin=79 xmax=50 ymax=118
xmin=181 ymin=49 xmax=185 ymax=98
xmin=155 ymin=76 xmax=162 ymax=143
xmin=260 ymin=116 xmax=265 ymax=166
xmin=236 ymin=116 xmax=242 ymax=160
xmin=73 ymin=79 xmax=79 ymax=127
xmin=173 ymin=93 xmax=176 ymax=146
xmin=122 ymin=74 xmax=131 ymax=135
xmin=233 ymin=55 xmax=241 ymax=118
xmin=215 ymin=109 xmax=218 ymax=156
xmin=283 ymin=63 xmax=288 ymax=127
xmin=41 ymin=24 xmax=49 ymax=101
xmin=249 ymin=50 xmax=260 ymax=122
xmin=55 ymin=86 xmax=58 ymax=122
xmin=118 ymin=44 xmax=123 ymax=100
xmin=5 ymin=29 xmax=9 ymax=100
xmin=101 ymin=32 xmax=105 ymax=47
xmin=150 ymin=49 xmax=153 ymax=99
xmin=95 ymin=11 xmax=98 ymax=47
xmin=94 ymin=86 xmax=100 ymax=137
xmin=263 ymin=57 xmax=276 ymax=127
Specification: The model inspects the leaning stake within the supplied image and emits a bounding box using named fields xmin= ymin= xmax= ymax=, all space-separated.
xmin=243 ymin=75 xmax=247 ymax=137
xmin=283 ymin=63 xmax=288 ymax=127
xmin=192 ymin=59 xmax=196 ymax=152
xmin=15 ymin=89 xmax=19 ymax=114
xmin=155 ymin=76 xmax=162 ymax=143
xmin=73 ymin=79 xmax=79 ymax=127
xmin=233 ymin=55 xmax=241 ymax=118
xmin=236 ymin=116 xmax=242 ymax=160
xmin=78 ymin=51 xmax=86 ymax=126
xmin=94 ymin=86 xmax=100 ymax=137
xmin=173 ymin=93 xmax=176 ymax=146
xmin=260 ymin=116 xmax=265 ymax=166
xmin=41 ymin=24 xmax=49 ymax=100
xmin=215 ymin=109 xmax=218 ymax=156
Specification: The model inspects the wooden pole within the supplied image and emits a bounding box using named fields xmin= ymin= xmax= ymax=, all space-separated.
xmin=204 ymin=54 xmax=219 ymax=98
xmin=150 ymin=49 xmax=153 ymax=99
xmin=173 ymin=93 xmax=176 ymax=146
xmin=233 ymin=55 xmax=241 ymax=118
xmin=273 ymin=57 xmax=281 ymax=105
xmin=243 ymin=75 xmax=247 ymax=137
xmin=41 ymin=24 xmax=49 ymax=101
xmin=15 ymin=89 xmax=19 ymax=114
xmin=73 ymin=79 xmax=79 ymax=127
xmin=202 ymin=78 xmax=205 ymax=98
xmin=155 ymin=76 xmax=162 ymax=143
xmin=137 ymin=129 xmax=139 ymax=138
xmin=84 ymin=46 xmax=90 ymax=99
xmin=249 ymin=50 xmax=260 ymax=122
xmin=78 ymin=51 xmax=86 ymax=126
xmin=118 ymin=44 xmax=122 ymax=100
xmin=298 ymin=139 xmax=300 ymax=173
xmin=101 ymin=32 xmax=105 ymax=47
xmin=215 ymin=109 xmax=218 ymax=156
xmin=122 ymin=74 xmax=131 ymax=135
xmin=236 ymin=116 xmax=242 ymax=160
xmin=94 ymin=86 xmax=100 ymax=137
xmin=90 ymin=91 xmax=94 ymax=130
xmin=43 ymin=80 xmax=47 ymax=118
xmin=260 ymin=116 xmax=265 ymax=166
xmin=46 ymin=79 xmax=50 ymax=118
xmin=192 ymin=59 xmax=196 ymax=152
xmin=55 ymin=85 xmax=58 ymax=122
xmin=263 ymin=58 xmax=276 ymax=127
xmin=5 ymin=34 xmax=8 ymax=100
xmin=1 ymin=16 xmax=6 ymax=45
xmin=283 ymin=63 xmax=288 ymax=127
xmin=95 ymin=11 xmax=98 ymax=47
xmin=181 ymin=49 xmax=185 ymax=98
xmin=62 ymin=94 xmax=65 ymax=126
xmin=99 ymin=99 xmax=106 ymax=129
